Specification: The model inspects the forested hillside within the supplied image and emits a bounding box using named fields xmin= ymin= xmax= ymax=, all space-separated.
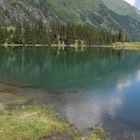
xmin=0 ymin=0 xmax=140 ymax=40
xmin=0 ymin=22 xmax=124 ymax=45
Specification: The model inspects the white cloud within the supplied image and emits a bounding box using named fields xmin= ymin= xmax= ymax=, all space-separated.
xmin=124 ymin=0 xmax=136 ymax=5
xmin=117 ymin=79 xmax=131 ymax=90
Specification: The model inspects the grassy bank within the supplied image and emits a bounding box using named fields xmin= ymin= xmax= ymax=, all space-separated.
xmin=111 ymin=42 xmax=140 ymax=50
xmin=0 ymin=104 xmax=110 ymax=140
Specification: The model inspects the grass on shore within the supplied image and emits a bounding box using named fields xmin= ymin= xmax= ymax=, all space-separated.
xmin=0 ymin=104 xmax=78 ymax=140
xmin=112 ymin=42 xmax=140 ymax=50
xmin=0 ymin=104 xmax=110 ymax=140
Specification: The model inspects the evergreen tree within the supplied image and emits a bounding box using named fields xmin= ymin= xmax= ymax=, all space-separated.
xmin=12 ymin=22 xmax=23 ymax=44
xmin=0 ymin=28 xmax=6 ymax=44
xmin=0 ymin=21 xmax=125 ymax=46
xmin=118 ymin=30 xmax=123 ymax=42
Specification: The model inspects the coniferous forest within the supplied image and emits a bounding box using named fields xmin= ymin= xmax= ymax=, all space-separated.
xmin=0 ymin=20 xmax=125 ymax=46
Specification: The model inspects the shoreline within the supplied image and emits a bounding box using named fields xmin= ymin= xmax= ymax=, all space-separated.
xmin=0 ymin=42 xmax=140 ymax=50
xmin=0 ymin=103 xmax=108 ymax=140
xmin=110 ymin=42 xmax=140 ymax=50
xmin=0 ymin=43 xmax=105 ymax=49
xmin=0 ymin=83 xmax=109 ymax=140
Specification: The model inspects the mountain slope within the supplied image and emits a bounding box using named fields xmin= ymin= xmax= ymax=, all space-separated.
xmin=101 ymin=0 xmax=140 ymax=21
xmin=0 ymin=0 xmax=140 ymax=40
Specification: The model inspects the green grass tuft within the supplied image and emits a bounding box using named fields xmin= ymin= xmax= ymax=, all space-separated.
xmin=0 ymin=104 xmax=110 ymax=140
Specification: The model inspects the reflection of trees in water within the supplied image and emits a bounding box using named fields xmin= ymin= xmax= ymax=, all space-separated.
xmin=0 ymin=47 xmax=139 ymax=88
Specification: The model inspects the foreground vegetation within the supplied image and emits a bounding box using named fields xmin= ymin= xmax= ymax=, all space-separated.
xmin=0 ymin=103 xmax=110 ymax=140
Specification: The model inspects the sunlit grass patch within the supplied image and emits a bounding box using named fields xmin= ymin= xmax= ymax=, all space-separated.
xmin=112 ymin=42 xmax=140 ymax=50
xmin=129 ymin=42 xmax=140 ymax=46
xmin=0 ymin=105 xmax=75 ymax=140
xmin=0 ymin=104 xmax=110 ymax=140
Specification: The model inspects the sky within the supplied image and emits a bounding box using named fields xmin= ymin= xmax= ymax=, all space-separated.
xmin=124 ymin=0 xmax=140 ymax=9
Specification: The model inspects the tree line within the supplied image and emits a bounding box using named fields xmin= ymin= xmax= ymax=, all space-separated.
xmin=0 ymin=20 xmax=126 ymax=45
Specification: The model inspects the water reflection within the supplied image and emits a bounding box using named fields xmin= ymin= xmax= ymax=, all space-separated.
xmin=0 ymin=47 xmax=127 ymax=88
xmin=0 ymin=47 xmax=140 ymax=139
xmin=63 ymin=90 xmax=123 ymax=128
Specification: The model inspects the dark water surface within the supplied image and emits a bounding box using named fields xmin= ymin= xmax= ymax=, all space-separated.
xmin=0 ymin=47 xmax=140 ymax=139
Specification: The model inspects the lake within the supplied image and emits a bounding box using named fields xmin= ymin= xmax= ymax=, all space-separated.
xmin=0 ymin=47 xmax=140 ymax=139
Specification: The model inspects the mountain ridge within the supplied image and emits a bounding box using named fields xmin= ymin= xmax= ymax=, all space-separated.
xmin=0 ymin=0 xmax=140 ymax=40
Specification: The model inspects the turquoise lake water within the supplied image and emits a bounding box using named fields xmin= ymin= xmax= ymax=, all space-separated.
xmin=0 ymin=47 xmax=140 ymax=139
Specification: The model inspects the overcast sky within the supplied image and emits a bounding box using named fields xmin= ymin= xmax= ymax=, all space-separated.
xmin=124 ymin=0 xmax=140 ymax=9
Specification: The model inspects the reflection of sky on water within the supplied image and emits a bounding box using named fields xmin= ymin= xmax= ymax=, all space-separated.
xmin=57 ymin=69 xmax=140 ymax=129
xmin=64 ymin=90 xmax=123 ymax=128
xmin=116 ymin=70 xmax=140 ymax=125
xmin=137 ymin=70 xmax=140 ymax=81
xmin=0 ymin=48 xmax=140 ymax=138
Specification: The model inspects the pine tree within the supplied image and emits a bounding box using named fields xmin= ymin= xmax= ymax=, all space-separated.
xmin=0 ymin=28 xmax=6 ymax=44
xmin=118 ymin=30 xmax=123 ymax=42
xmin=12 ymin=22 xmax=23 ymax=44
